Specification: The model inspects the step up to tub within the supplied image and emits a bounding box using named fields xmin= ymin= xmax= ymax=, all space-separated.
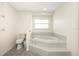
xmin=30 ymin=44 xmax=71 ymax=56
xmin=31 ymin=37 xmax=66 ymax=48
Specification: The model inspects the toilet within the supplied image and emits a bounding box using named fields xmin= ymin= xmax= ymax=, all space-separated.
xmin=16 ymin=34 xmax=26 ymax=50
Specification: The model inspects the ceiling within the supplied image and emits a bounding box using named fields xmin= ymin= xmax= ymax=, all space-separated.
xmin=10 ymin=2 xmax=63 ymax=12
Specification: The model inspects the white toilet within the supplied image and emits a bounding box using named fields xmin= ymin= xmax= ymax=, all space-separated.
xmin=16 ymin=34 xmax=25 ymax=50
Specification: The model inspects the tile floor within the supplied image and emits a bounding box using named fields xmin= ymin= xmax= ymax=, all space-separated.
xmin=3 ymin=48 xmax=39 ymax=56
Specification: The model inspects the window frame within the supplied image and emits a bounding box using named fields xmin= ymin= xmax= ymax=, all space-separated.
xmin=33 ymin=19 xmax=49 ymax=29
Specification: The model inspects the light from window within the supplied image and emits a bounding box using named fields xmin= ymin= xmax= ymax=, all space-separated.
xmin=34 ymin=19 xmax=48 ymax=29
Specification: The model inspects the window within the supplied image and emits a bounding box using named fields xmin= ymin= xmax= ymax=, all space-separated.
xmin=34 ymin=19 xmax=48 ymax=29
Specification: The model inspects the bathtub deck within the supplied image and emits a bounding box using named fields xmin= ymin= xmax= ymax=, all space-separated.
xmin=30 ymin=33 xmax=71 ymax=56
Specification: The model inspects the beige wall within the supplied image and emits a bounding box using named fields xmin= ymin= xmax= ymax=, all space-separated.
xmin=53 ymin=3 xmax=79 ymax=55
xmin=0 ymin=3 xmax=17 ymax=55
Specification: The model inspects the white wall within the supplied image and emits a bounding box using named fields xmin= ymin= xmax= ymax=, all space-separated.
xmin=53 ymin=3 xmax=79 ymax=55
xmin=0 ymin=3 xmax=17 ymax=55
xmin=17 ymin=12 xmax=53 ymax=34
xmin=17 ymin=11 xmax=32 ymax=34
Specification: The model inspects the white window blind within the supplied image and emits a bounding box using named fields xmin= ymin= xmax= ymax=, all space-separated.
xmin=34 ymin=19 xmax=48 ymax=29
